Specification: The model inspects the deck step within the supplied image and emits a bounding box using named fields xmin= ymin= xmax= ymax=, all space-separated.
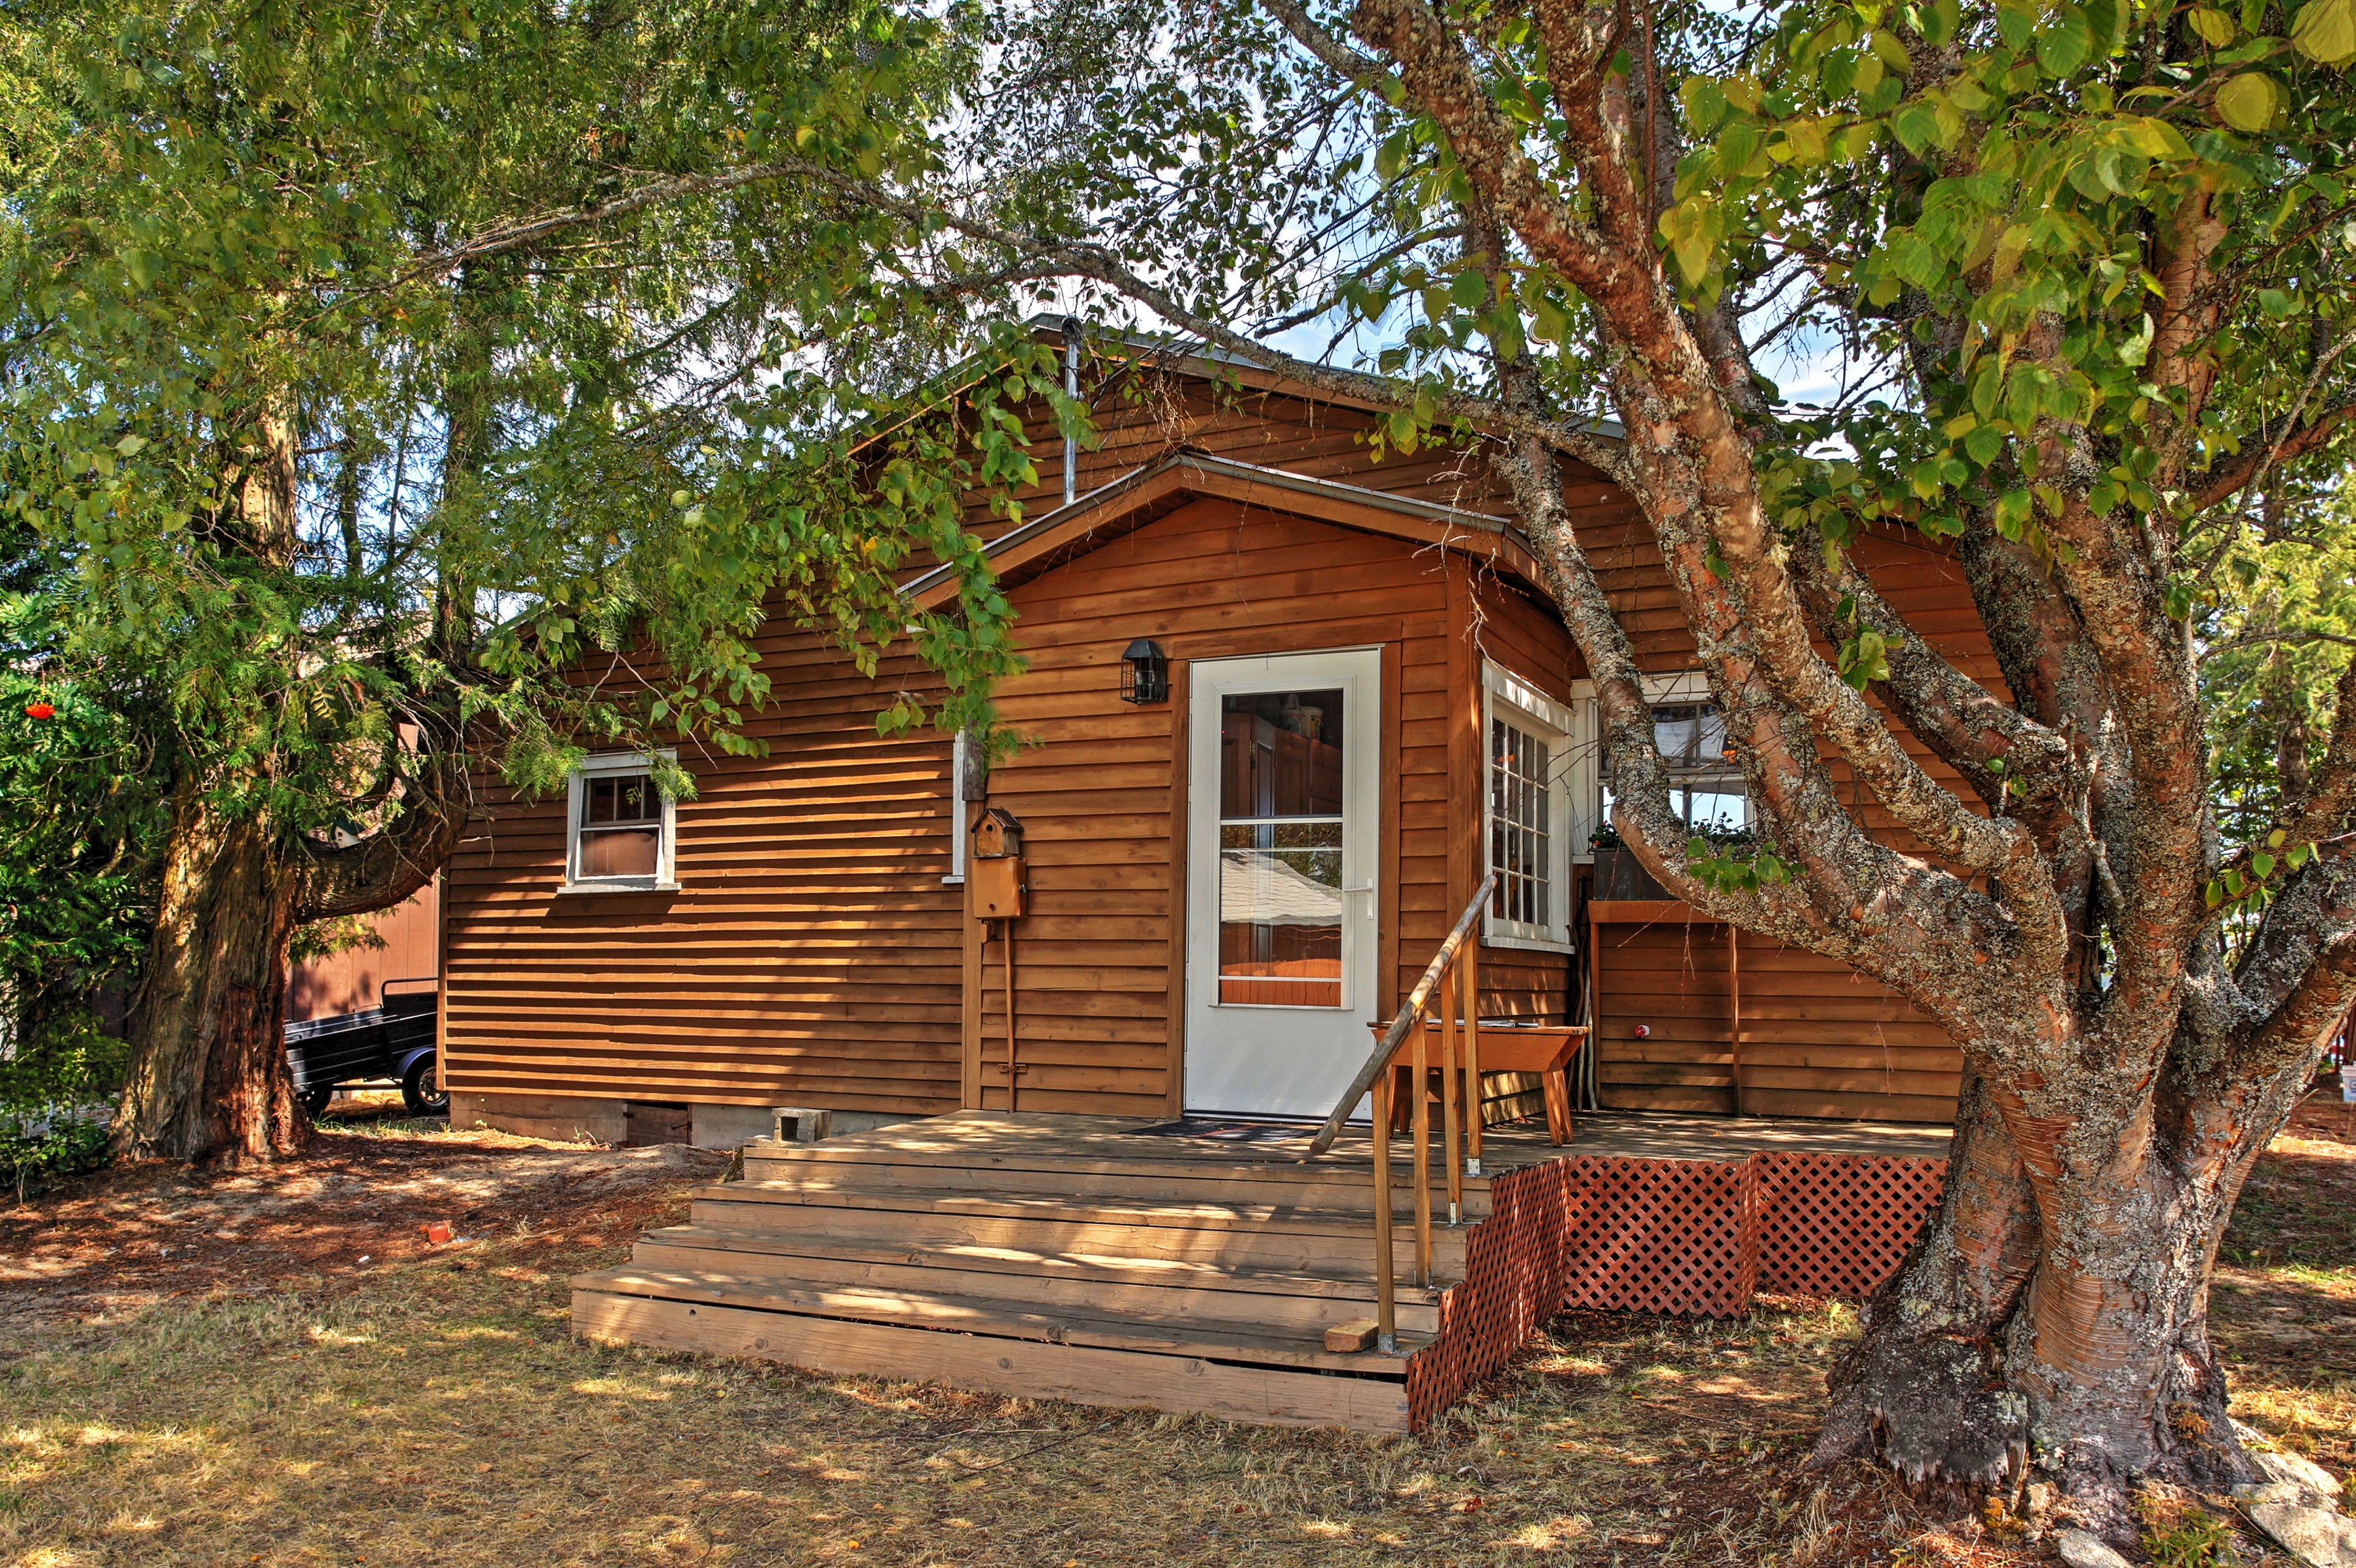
xmin=686 ymin=1184 xmax=1470 ymax=1275
xmin=576 ymin=1112 xmax=1500 ymax=1433
xmin=741 ymin=1142 xmax=1493 ymax=1218
xmin=573 ymin=1279 xmax=1415 ymax=1432
xmin=628 ymin=1225 xmax=1452 ymax=1336
xmin=574 ymin=1266 xmax=1424 ymax=1373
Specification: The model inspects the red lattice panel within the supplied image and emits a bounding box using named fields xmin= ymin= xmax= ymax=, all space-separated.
xmin=1404 ymin=1150 xmax=1954 ymax=1429
xmin=1754 ymin=1153 xmax=1947 ymax=1301
xmin=1404 ymin=1155 xmax=1760 ymax=1428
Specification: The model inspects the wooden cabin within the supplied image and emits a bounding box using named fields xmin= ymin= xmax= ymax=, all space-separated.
xmin=441 ymin=340 xmax=1993 ymax=1142
xmin=437 ymin=336 xmax=1982 ymax=1429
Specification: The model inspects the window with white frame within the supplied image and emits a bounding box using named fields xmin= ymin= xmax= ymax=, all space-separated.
xmin=1647 ymin=673 xmax=1749 ymax=833
xmin=1595 ymin=673 xmax=1752 ymax=837
xmin=565 ymin=751 xmax=678 ymax=892
xmin=1483 ymin=663 xmax=1589 ymax=950
xmin=944 ymin=728 xmax=970 ymax=885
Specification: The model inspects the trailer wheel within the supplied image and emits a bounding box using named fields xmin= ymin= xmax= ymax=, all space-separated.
xmin=298 ymin=1084 xmax=334 ymax=1120
xmin=401 ymin=1056 xmax=449 ymax=1117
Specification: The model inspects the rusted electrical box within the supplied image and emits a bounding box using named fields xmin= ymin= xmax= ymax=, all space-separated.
xmin=971 ymin=806 xmax=1027 ymax=919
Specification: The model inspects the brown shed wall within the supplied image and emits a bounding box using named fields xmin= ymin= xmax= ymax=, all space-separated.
xmin=1588 ymin=527 xmax=2005 ymax=1123
xmin=286 ymin=883 xmax=440 ymax=1023
xmin=440 ymin=632 xmax=966 ymax=1114
xmin=967 ymin=496 xmax=1568 ymax=1117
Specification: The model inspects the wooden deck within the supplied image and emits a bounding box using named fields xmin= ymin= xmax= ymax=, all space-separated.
xmin=572 ymin=1109 xmax=1953 ymax=1433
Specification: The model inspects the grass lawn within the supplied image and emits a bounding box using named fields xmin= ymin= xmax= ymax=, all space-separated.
xmin=2 ymin=1093 xmax=2349 ymax=1567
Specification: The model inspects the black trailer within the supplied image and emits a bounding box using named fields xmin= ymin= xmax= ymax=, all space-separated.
xmin=283 ymin=978 xmax=445 ymax=1118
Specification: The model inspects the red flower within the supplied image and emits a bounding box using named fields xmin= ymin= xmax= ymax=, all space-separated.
xmin=23 ymin=703 xmax=53 ymax=719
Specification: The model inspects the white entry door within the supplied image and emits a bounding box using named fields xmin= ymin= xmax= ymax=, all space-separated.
xmin=1185 ymin=650 xmax=1381 ymax=1118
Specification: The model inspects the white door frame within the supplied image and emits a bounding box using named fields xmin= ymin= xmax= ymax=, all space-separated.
xmin=1183 ymin=648 xmax=1382 ymax=1118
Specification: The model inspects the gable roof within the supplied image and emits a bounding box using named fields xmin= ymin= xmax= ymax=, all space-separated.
xmin=900 ymin=448 xmax=1545 ymax=611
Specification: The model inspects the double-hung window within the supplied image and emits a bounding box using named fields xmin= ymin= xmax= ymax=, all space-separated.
xmin=564 ymin=751 xmax=678 ymax=892
xmin=1483 ymin=663 xmax=1590 ymax=951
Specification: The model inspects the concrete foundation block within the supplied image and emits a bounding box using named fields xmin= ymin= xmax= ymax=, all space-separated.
xmin=448 ymin=1090 xmax=627 ymax=1145
xmin=690 ymin=1103 xmax=799 ymax=1149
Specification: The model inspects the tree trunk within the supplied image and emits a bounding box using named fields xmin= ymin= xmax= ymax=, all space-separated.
xmin=1818 ymin=1047 xmax=2316 ymax=1530
xmin=111 ymin=775 xmax=304 ymax=1163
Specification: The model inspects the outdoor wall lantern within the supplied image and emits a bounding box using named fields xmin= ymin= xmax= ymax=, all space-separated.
xmin=1119 ymin=638 xmax=1169 ymax=704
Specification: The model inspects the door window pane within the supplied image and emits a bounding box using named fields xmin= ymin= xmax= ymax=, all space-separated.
xmin=1218 ymin=690 xmax=1346 ymax=1006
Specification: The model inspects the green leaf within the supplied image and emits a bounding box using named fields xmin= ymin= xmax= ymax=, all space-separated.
xmin=1892 ymin=103 xmax=1943 ymax=154
xmin=2291 ymin=0 xmax=2356 ymax=63
xmin=1964 ymin=424 xmax=2005 ymax=466
xmin=2037 ymin=6 xmax=2094 ymax=74
xmin=2213 ymin=72 xmax=2282 ymax=132
xmin=2187 ymin=7 xmax=2237 ymax=46
xmin=2253 ymin=850 xmax=2277 ymax=878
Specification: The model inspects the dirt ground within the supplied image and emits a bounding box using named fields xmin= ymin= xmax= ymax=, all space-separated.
xmin=0 ymin=1090 xmax=2349 ymax=1567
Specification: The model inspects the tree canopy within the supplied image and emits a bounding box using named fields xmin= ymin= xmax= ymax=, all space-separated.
xmin=0 ymin=0 xmax=1067 ymax=1158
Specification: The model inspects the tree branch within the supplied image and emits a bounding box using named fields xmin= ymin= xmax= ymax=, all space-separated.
xmin=2190 ymin=394 xmax=2356 ymax=513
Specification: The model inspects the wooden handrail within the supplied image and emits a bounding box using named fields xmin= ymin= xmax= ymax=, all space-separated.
xmin=1304 ymin=872 xmax=1496 ymax=1157
xmin=1312 ymin=871 xmax=1494 ymax=1356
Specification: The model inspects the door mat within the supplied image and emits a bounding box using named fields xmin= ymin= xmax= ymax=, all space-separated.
xmin=1130 ymin=1118 xmax=1318 ymax=1145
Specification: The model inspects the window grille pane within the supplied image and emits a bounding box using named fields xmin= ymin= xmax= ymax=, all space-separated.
xmin=1488 ymin=714 xmax=1552 ymax=932
xmin=587 ymin=774 xmax=660 ymax=824
xmin=579 ymin=770 xmax=663 ymax=878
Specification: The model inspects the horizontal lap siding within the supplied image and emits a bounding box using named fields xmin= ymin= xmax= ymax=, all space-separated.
xmin=1597 ymin=923 xmax=1960 ymax=1123
xmin=957 ymin=379 xmax=1518 ymax=555
xmin=975 ymin=497 xmax=1450 ymax=1116
xmin=443 ymin=632 xmax=965 ymax=1112
xmin=1593 ymin=529 xmax=2000 ymax=1123
xmin=1596 ymin=920 xmax=1739 ymax=1114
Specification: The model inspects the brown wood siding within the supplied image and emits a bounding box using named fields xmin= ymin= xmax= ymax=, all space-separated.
xmin=1595 ymin=915 xmax=1738 ymax=1114
xmin=441 ymin=630 xmax=966 ymax=1112
xmin=1593 ymin=915 xmax=1959 ymax=1124
xmin=971 ymin=496 xmax=1458 ymax=1116
xmin=956 ymin=375 xmax=1525 ymax=559
xmin=1589 ymin=527 xmax=2008 ymax=1122
xmin=444 ymin=340 xmax=2003 ymax=1128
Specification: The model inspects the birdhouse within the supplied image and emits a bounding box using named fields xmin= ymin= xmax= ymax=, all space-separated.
xmin=972 ymin=806 xmax=1024 ymax=860
xmin=971 ymin=807 xmax=1026 ymax=919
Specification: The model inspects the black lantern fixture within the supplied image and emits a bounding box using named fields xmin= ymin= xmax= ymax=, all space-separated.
xmin=1119 ymin=638 xmax=1168 ymax=704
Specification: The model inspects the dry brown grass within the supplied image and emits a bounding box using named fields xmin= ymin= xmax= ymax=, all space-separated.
xmin=1 ymin=1092 xmax=2349 ymax=1567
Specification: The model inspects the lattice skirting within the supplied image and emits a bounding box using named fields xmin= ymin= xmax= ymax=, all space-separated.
xmin=1402 ymin=1150 xmax=1948 ymax=1430
xmin=1755 ymin=1152 xmax=1949 ymax=1299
